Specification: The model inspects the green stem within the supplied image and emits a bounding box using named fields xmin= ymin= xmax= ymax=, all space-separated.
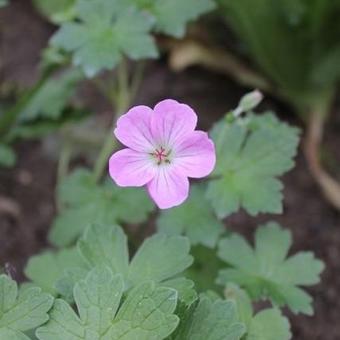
xmin=92 ymin=59 xmax=134 ymax=182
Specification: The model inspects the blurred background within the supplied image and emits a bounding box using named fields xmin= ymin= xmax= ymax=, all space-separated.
xmin=0 ymin=1 xmax=340 ymax=338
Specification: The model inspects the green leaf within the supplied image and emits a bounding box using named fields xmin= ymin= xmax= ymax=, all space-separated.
xmin=162 ymin=278 xmax=197 ymax=307
xmin=24 ymin=248 xmax=85 ymax=296
xmin=132 ymin=0 xmax=216 ymax=38
xmin=157 ymin=185 xmax=224 ymax=248
xmin=171 ymin=296 xmax=246 ymax=340
xmin=217 ymin=222 xmax=324 ymax=315
xmin=207 ymin=113 xmax=300 ymax=218
xmin=0 ymin=275 xmax=53 ymax=338
xmin=0 ymin=144 xmax=16 ymax=167
xmin=57 ymin=224 xmax=194 ymax=306
xmin=49 ymin=169 xmax=154 ymax=247
xmin=246 ymin=309 xmax=291 ymax=340
xmin=51 ymin=0 xmax=157 ymax=77
xmin=219 ymin=283 xmax=291 ymax=339
xmin=128 ymin=233 xmax=193 ymax=285
xmin=77 ymin=223 xmax=129 ymax=278
xmin=18 ymin=69 xmax=83 ymax=122
xmin=36 ymin=266 xmax=179 ymax=340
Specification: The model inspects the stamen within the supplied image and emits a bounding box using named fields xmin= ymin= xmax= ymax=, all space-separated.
xmin=152 ymin=146 xmax=171 ymax=165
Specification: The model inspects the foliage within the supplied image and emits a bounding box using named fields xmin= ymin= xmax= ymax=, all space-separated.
xmin=27 ymin=223 xmax=195 ymax=306
xmin=24 ymin=248 xmax=85 ymax=296
xmin=218 ymin=0 xmax=340 ymax=110
xmin=49 ymin=169 xmax=154 ymax=246
xmin=51 ymin=0 xmax=158 ymax=77
xmin=157 ymin=184 xmax=224 ymax=248
xmin=36 ymin=266 xmax=179 ymax=340
xmin=217 ymin=222 xmax=324 ymax=315
xmin=129 ymin=0 xmax=216 ymax=38
xmin=33 ymin=0 xmax=75 ymax=23
xmin=33 ymin=0 xmax=215 ymax=38
xmin=0 ymin=274 xmax=53 ymax=339
xmin=170 ymin=296 xmax=246 ymax=340
xmin=224 ymin=283 xmax=291 ymax=340
xmin=207 ymin=112 xmax=300 ymax=218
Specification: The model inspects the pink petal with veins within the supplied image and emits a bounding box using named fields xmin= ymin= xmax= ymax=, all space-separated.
xmin=114 ymin=105 xmax=155 ymax=152
xmin=151 ymin=99 xmax=197 ymax=147
xmin=109 ymin=148 xmax=155 ymax=187
xmin=175 ymin=131 xmax=216 ymax=178
xmin=147 ymin=166 xmax=189 ymax=209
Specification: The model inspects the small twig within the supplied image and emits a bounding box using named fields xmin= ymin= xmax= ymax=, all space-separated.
xmin=304 ymin=104 xmax=340 ymax=210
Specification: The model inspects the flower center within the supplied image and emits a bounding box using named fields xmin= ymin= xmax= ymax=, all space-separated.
xmin=152 ymin=147 xmax=171 ymax=165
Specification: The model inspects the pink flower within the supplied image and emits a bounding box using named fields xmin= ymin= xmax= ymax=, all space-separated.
xmin=109 ymin=99 xmax=216 ymax=209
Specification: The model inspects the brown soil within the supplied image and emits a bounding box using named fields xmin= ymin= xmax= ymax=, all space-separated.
xmin=1 ymin=1 xmax=339 ymax=339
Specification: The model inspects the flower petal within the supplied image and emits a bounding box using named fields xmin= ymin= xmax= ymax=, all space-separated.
xmin=151 ymin=99 xmax=198 ymax=147
xmin=175 ymin=131 xmax=216 ymax=178
xmin=109 ymin=149 xmax=155 ymax=187
xmin=147 ymin=166 xmax=189 ymax=209
xmin=114 ymin=105 xmax=155 ymax=152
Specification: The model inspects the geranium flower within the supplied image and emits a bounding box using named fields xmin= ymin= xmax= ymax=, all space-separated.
xmin=109 ymin=99 xmax=216 ymax=209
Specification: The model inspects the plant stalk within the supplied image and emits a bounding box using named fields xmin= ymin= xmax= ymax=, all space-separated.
xmin=304 ymin=101 xmax=340 ymax=210
xmin=92 ymin=59 xmax=141 ymax=182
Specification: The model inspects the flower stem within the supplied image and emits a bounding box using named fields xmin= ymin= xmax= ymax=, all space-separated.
xmin=92 ymin=59 xmax=144 ymax=183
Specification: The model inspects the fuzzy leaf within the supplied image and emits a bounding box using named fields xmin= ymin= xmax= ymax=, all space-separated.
xmin=171 ymin=296 xmax=246 ymax=340
xmin=49 ymin=169 xmax=154 ymax=247
xmin=24 ymin=248 xmax=85 ymax=295
xmin=207 ymin=113 xmax=300 ymax=218
xmin=131 ymin=0 xmax=215 ymax=37
xmin=217 ymin=222 xmax=324 ymax=315
xmin=56 ymin=224 xmax=194 ymax=305
xmin=157 ymin=185 xmax=224 ymax=248
xmin=36 ymin=266 xmax=179 ymax=340
xmin=51 ymin=0 xmax=157 ymax=76
xmin=0 ymin=275 xmax=53 ymax=338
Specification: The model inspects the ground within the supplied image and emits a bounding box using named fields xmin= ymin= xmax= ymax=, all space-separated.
xmin=0 ymin=1 xmax=339 ymax=339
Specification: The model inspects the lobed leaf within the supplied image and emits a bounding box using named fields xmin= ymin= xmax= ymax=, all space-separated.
xmin=170 ymin=296 xmax=246 ymax=340
xmin=24 ymin=248 xmax=85 ymax=296
xmin=55 ymin=223 xmax=194 ymax=306
xmin=130 ymin=0 xmax=216 ymax=37
xmin=0 ymin=275 xmax=53 ymax=338
xmin=207 ymin=112 xmax=300 ymax=218
xmin=51 ymin=0 xmax=157 ymax=76
xmin=217 ymin=222 xmax=324 ymax=315
xmin=246 ymin=309 xmax=291 ymax=340
xmin=36 ymin=266 xmax=179 ymax=340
